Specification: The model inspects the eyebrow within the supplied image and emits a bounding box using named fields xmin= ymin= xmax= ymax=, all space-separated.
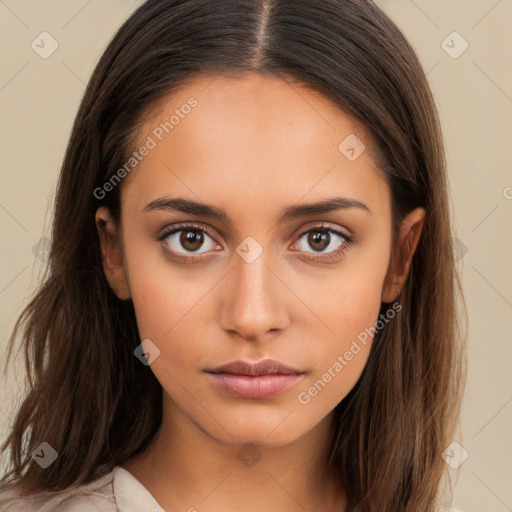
xmin=142 ymin=196 xmax=372 ymax=225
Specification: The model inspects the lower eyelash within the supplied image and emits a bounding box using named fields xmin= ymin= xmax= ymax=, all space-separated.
xmin=300 ymin=226 xmax=353 ymax=261
xmin=158 ymin=223 xmax=216 ymax=262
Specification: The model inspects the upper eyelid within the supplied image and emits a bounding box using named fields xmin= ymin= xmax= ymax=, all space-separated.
xmin=291 ymin=222 xmax=351 ymax=239
xmin=160 ymin=222 xmax=351 ymax=241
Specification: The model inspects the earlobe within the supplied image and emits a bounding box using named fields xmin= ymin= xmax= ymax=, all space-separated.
xmin=95 ymin=206 xmax=131 ymax=300
xmin=381 ymin=207 xmax=425 ymax=303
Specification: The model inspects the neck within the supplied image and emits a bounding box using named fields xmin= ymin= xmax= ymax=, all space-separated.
xmin=123 ymin=393 xmax=347 ymax=512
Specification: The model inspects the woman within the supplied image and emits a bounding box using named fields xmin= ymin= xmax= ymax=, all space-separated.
xmin=0 ymin=0 xmax=467 ymax=510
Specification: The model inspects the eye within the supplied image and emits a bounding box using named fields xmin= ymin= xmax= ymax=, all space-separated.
xmin=290 ymin=224 xmax=353 ymax=262
xmin=158 ymin=223 xmax=221 ymax=261
xmin=157 ymin=222 xmax=353 ymax=263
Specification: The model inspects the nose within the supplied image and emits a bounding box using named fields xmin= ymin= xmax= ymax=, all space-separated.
xmin=218 ymin=249 xmax=289 ymax=342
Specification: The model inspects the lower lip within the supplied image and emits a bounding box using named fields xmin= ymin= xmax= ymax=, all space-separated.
xmin=206 ymin=372 xmax=304 ymax=399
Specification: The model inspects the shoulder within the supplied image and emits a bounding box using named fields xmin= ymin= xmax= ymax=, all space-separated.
xmin=0 ymin=466 xmax=164 ymax=512
xmin=0 ymin=468 xmax=116 ymax=512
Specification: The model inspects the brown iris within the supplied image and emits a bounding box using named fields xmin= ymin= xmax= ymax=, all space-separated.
xmin=180 ymin=230 xmax=204 ymax=252
xmin=308 ymin=231 xmax=330 ymax=252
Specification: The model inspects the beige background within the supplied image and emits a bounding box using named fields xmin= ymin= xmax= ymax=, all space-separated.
xmin=1 ymin=1 xmax=511 ymax=510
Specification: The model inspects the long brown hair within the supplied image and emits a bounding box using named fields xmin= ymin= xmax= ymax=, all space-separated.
xmin=0 ymin=0 xmax=467 ymax=510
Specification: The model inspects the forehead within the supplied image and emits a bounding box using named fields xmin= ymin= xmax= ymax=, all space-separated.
xmin=121 ymin=73 xmax=390 ymax=222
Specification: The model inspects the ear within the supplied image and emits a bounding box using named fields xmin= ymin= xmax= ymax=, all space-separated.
xmin=381 ymin=207 xmax=425 ymax=304
xmin=95 ymin=206 xmax=131 ymax=300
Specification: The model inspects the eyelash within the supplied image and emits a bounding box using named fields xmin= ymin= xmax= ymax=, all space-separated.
xmin=157 ymin=222 xmax=354 ymax=263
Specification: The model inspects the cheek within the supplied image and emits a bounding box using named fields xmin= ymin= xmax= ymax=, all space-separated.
xmin=294 ymin=286 xmax=380 ymax=412
xmin=333 ymin=275 xmax=384 ymax=342
xmin=298 ymin=246 xmax=389 ymax=398
xmin=303 ymin=251 xmax=388 ymax=346
xmin=127 ymin=261 xmax=211 ymax=369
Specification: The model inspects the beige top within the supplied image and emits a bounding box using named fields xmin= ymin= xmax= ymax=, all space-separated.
xmin=0 ymin=467 xmax=466 ymax=511
xmin=0 ymin=466 xmax=164 ymax=511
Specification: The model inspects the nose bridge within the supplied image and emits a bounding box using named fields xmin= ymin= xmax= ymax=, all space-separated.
xmin=220 ymin=241 xmax=288 ymax=338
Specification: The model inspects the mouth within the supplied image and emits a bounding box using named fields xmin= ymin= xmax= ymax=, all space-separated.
xmin=204 ymin=358 xmax=305 ymax=399
xmin=207 ymin=358 xmax=303 ymax=376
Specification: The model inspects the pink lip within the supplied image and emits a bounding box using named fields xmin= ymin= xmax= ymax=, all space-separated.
xmin=205 ymin=359 xmax=305 ymax=399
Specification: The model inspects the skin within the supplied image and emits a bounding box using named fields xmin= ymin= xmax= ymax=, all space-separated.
xmin=95 ymin=73 xmax=425 ymax=512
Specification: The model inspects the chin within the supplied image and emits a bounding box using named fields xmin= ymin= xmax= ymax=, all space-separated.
xmin=201 ymin=408 xmax=317 ymax=448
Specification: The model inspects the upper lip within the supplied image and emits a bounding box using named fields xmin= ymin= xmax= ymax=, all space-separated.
xmin=207 ymin=359 xmax=303 ymax=376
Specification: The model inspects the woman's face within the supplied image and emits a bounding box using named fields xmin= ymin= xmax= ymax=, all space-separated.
xmin=97 ymin=73 xmax=423 ymax=447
